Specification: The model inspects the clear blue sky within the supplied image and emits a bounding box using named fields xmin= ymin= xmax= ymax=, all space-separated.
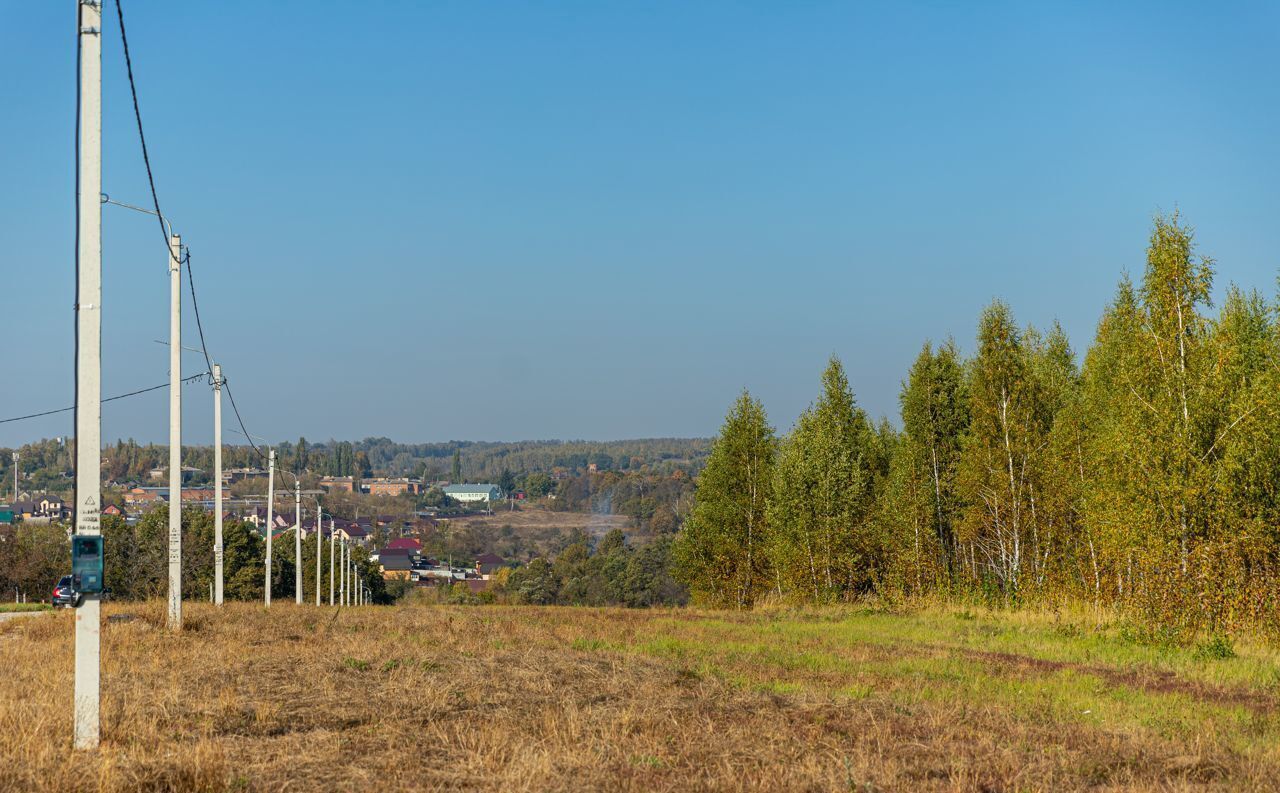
xmin=3 ymin=1 xmax=1279 ymax=447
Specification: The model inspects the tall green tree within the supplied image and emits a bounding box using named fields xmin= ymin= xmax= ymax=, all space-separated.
xmin=498 ymin=468 xmax=516 ymax=496
xmin=955 ymin=303 xmax=1062 ymax=599
xmin=886 ymin=340 xmax=969 ymax=591
xmin=768 ymin=357 xmax=879 ymax=602
xmin=672 ymin=390 xmax=776 ymax=608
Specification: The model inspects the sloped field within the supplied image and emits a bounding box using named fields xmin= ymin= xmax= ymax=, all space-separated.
xmin=2 ymin=602 xmax=1278 ymax=791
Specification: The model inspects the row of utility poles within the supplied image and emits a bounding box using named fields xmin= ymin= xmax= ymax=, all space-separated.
xmin=71 ymin=1 xmax=370 ymax=751
xmin=256 ymin=448 xmax=368 ymax=606
xmin=105 ymin=201 xmax=371 ymax=617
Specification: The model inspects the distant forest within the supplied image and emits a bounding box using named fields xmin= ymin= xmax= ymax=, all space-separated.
xmin=2 ymin=437 xmax=711 ymax=493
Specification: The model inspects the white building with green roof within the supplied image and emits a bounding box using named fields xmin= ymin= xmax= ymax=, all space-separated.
xmin=443 ymin=484 xmax=501 ymax=503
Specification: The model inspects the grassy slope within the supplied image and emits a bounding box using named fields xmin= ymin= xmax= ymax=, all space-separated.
xmin=2 ymin=602 xmax=1278 ymax=791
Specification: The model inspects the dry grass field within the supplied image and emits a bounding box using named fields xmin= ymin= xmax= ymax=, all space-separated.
xmin=438 ymin=505 xmax=635 ymax=560
xmin=2 ymin=602 xmax=1279 ymax=792
xmin=445 ymin=505 xmax=632 ymax=536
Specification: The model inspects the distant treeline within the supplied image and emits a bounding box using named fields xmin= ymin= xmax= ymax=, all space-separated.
xmin=674 ymin=214 xmax=1280 ymax=638
xmin=2 ymin=438 xmax=710 ymax=491
xmin=429 ymin=528 xmax=686 ymax=608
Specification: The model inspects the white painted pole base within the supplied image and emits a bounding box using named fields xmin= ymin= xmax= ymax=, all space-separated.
xmin=73 ymin=596 xmax=101 ymax=749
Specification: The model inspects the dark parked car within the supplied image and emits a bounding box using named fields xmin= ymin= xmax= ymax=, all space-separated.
xmin=52 ymin=575 xmax=81 ymax=608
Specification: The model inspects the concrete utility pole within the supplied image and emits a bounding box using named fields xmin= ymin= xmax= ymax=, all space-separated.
xmin=212 ymin=363 xmax=223 ymax=605
xmin=329 ymin=519 xmax=336 ymax=605
xmin=314 ymin=498 xmax=322 ymax=606
xmin=294 ymin=482 xmax=302 ymax=604
xmin=265 ymin=449 xmax=275 ymax=606
xmin=167 ymin=232 xmax=183 ymax=631
xmin=340 ymin=540 xmax=348 ymax=606
xmin=73 ymin=0 xmax=103 ymax=751
xmin=11 ymin=452 xmax=17 ymax=502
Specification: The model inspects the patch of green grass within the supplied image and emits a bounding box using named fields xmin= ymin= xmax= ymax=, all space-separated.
xmin=0 ymin=603 xmax=51 ymax=613
xmin=1195 ymin=634 xmax=1237 ymax=661
xmin=614 ymin=606 xmax=1280 ymax=760
xmin=571 ymin=637 xmax=619 ymax=652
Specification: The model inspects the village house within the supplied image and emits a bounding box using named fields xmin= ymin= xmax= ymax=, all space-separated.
xmin=11 ymin=495 xmax=71 ymax=521
xmin=333 ymin=521 xmax=369 ymax=545
xmin=443 ymin=484 xmax=501 ymax=503
xmin=384 ymin=537 xmax=422 ymax=552
xmin=318 ymin=475 xmax=355 ymax=493
xmin=379 ymin=553 xmax=414 ymax=580
xmin=475 ymin=552 xmax=505 ymax=578
xmin=149 ymin=465 xmax=204 ymax=482
xmin=362 ymin=477 xmax=423 ymax=497
xmin=221 ymin=467 xmax=268 ymax=485
xmin=123 ymin=488 xmax=162 ymax=509
xmin=376 ymin=545 xmax=422 ymax=580
xmin=179 ymin=488 xmax=216 ymax=504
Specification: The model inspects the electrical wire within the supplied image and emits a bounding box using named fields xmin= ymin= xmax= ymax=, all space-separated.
xmin=0 ymin=373 xmax=210 ymax=426
xmin=115 ymin=0 xmax=221 ymax=395
xmin=109 ymin=1 xmax=280 ymax=488
xmin=222 ymin=380 xmax=267 ymax=463
xmin=182 ymin=248 xmax=216 ymax=382
xmin=113 ymin=0 xmax=180 ymax=266
xmin=115 ymin=0 xmax=221 ymax=393
xmin=224 ymin=405 xmax=302 ymax=490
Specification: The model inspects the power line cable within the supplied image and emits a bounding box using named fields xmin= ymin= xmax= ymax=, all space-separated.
xmin=113 ymin=0 xmax=180 ymax=267
xmin=113 ymin=1 xmax=280 ymax=485
xmin=115 ymin=0 xmax=228 ymax=396
xmin=182 ymin=248 xmax=216 ymax=382
xmin=115 ymin=0 xmax=221 ymax=394
xmin=0 ymin=373 xmax=210 ymax=426
xmin=224 ymin=406 xmax=302 ymax=491
xmin=222 ymin=380 xmax=268 ymax=463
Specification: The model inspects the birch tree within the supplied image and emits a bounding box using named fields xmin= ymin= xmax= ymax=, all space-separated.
xmin=879 ymin=341 xmax=969 ymax=593
xmin=672 ymin=391 xmax=777 ymax=608
xmin=956 ymin=303 xmax=1059 ymax=599
xmin=769 ymin=357 xmax=879 ymax=602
